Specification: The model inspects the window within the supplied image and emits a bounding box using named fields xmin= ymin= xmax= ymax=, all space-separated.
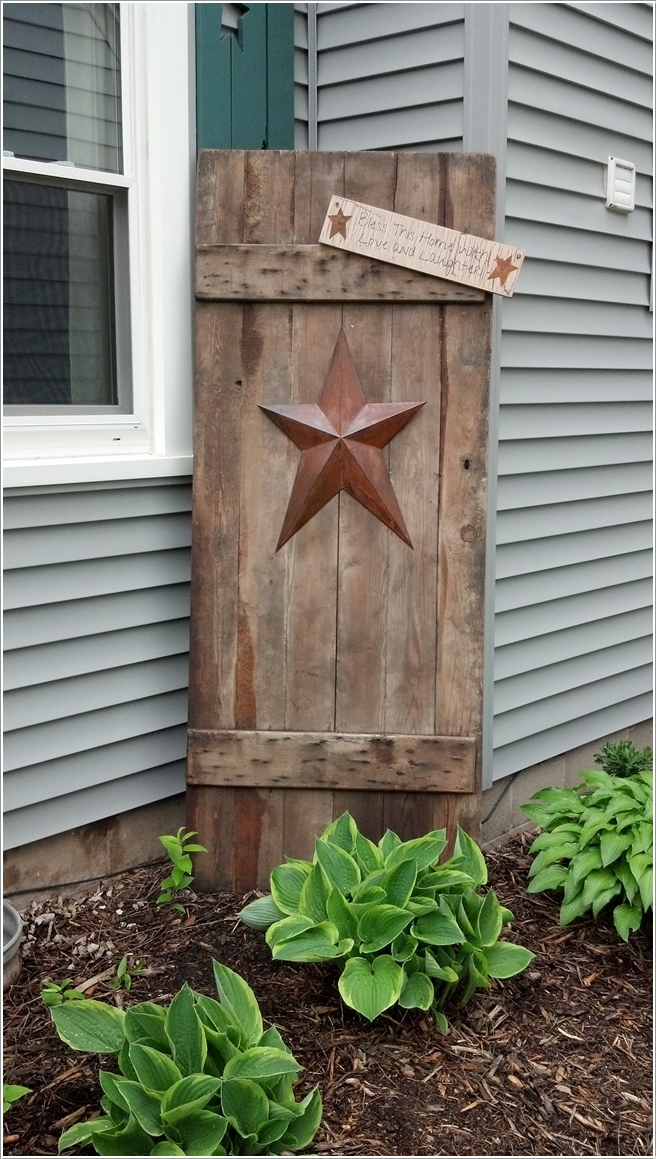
xmin=3 ymin=3 xmax=194 ymax=484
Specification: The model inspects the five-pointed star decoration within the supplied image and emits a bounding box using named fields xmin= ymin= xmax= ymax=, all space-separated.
xmin=259 ymin=330 xmax=425 ymax=551
xmin=487 ymin=254 xmax=518 ymax=288
xmin=326 ymin=204 xmax=352 ymax=238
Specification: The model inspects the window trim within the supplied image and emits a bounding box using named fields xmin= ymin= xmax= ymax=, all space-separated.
xmin=3 ymin=2 xmax=194 ymax=487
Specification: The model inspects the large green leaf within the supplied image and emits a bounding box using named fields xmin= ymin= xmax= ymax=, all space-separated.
xmin=165 ymin=985 xmax=206 ymax=1075
xmin=123 ymin=1004 xmax=168 ymax=1051
xmin=90 ymin=1115 xmax=154 ymax=1156
xmin=453 ymin=827 xmax=487 ymax=886
xmin=591 ymin=881 xmax=622 ymax=917
xmin=484 ymin=941 xmax=534 ymax=978
xmin=613 ymin=857 xmax=640 ymax=906
xmin=212 ymin=960 xmax=263 ymax=1046
xmin=529 ymin=825 xmax=583 ymax=854
xmin=176 ymin=1110 xmax=228 ymax=1157
xmin=128 ymin=1044 xmax=182 ymax=1093
xmin=528 ymin=842 xmax=578 ymax=878
xmin=559 ymin=891 xmax=590 ymax=926
xmin=315 ymin=838 xmax=361 ymax=896
xmin=357 ymin=904 xmax=413 ymax=953
xmin=194 ymin=994 xmax=236 ymax=1035
xmin=383 ymin=858 xmax=417 ymax=908
xmin=110 ymin=1079 xmax=162 ymax=1136
xmin=391 ymin=931 xmax=419 ymax=962
xmin=385 ymin=831 xmax=446 ymax=873
xmin=398 ymin=970 xmax=434 ymax=1010
xmin=417 ymin=866 xmax=474 ymax=890
xmin=613 ymin=902 xmax=644 ymax=942
xmin=149 ymin=1145 xmax=186 ymax=1156
xmin=100 ymin=1071 xmax=131 ymax=1113
xmin=223 ymin=1047 xmax=301 ymax=1084
xmin=423 ymin=949 xmax=458 ymax=983
xmin=378 ymin=829 xmax=402 ymax=860
xmin=581 ymin=868 xmax=620 ymax=909
xmin=338 ymin=955 xmax=404 ymax=1021
xmin=355 ymin=831 xmax=383 ymax=874
xmin=51 ymin=1000 xmax=125 ymax=1055
xmin=412 ymin=905 xmax=463 ymax=946
xmin=628 ymin=853 xmax=653 ymax=912
xmin=567 ymin=845 xmax=603 ymax=886
xmin=321 ymin=811 xmax=357 ymax=853
xmin=271 ymin=921 xmax=351 ymax=962
xmin=57 ymin=1119 xmax=114 ymax=1151
xmin=279 ymin=1087 xmax=323 ymax=1151
xmin=326 ymin=887 xmax=358 ymax=941
xmin=297 ymin=862 xmax=331 ymax=922
xmin=238 ymin=893 xmax=286 ymax=931
xmin=221 ymin=1077 xmax=269 ymax=1137
xmin=270 ymin=863 xmax=312 ymax=916
xmin=160 ymin=1075 xmax=222 ymax=1125
xmin=266 ymin=914 xmax=316 ymax=949
xmin=526 ymin=864 xmax=569 ymax=894
xmin=477 ymin=890 xmax=503 ymax=947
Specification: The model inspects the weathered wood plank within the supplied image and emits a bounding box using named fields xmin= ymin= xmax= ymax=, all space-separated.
xmin=382 ymin=152 xmax=444 ymax=841
xmin=435 ymin=154 xmax=496 ymax=841
xmin=187 ymin=730 xmax=476 ymax=792
xmin=196 ymin=245 xmax=485 ymax=302
xmin=186 ymin=784 xmax=235 ymax=892
xmin=283 ymin=790 xmax=335 ymax=862
xmin=232 ymin=152 xmax=298 ymax=876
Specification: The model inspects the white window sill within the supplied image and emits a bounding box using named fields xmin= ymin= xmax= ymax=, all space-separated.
xmin=3 ymin=454 xmax=193 ymax=489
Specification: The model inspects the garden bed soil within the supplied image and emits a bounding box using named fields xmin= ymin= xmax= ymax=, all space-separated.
xmin=3 ymin=833 xmax=652 ymax=1157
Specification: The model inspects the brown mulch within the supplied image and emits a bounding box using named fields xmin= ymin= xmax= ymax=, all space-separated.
xmin=3 ymin=832 xmax=652 ymax=1157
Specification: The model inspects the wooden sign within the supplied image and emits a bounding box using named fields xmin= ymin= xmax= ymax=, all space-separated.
xmin=320 ymin=195 xmax=524 ymax=297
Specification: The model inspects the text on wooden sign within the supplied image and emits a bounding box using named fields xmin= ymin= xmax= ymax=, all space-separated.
xmin=320 ymin=196 xmax=525 ymax=297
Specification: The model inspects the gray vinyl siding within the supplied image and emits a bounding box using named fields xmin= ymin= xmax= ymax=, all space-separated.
xmin=294 ymin=2 xmax=653 ymax=785
xmin=314 ymin=2 xmax=465 ymax=151
xmin=493 ymin=2 xmax=653 ymax=779
xmin=3 ymin=479 xmax=192 ymax=850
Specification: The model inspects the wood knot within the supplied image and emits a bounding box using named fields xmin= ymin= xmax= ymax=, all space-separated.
xmin=460 ymin=524 xmax=477 ymax=542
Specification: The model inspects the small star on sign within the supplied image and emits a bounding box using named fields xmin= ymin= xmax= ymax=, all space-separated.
xmin=327 ymin=204 xmax=352 ymax=238
xmin=259 ymin=329 xmax=425 ymax=550
xmin=488 ymin=254 xmax=518 ymax=288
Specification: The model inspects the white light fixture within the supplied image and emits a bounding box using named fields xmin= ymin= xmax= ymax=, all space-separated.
xmin=605 ymin=157 xmax=636 ymax=213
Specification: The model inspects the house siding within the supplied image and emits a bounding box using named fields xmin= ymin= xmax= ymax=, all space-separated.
xmin=3 ymin=479 xmax=192 ymax=849
xmin=313 ymin=2 xmax=466 ymax=151
xmin=294 ymin=1 xmax=653 ymax=783
xmin=494 ymin=1 xmax=653 ymax=778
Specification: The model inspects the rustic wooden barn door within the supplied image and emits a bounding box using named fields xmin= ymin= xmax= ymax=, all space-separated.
xmin=187 ymin=150 xmax=495 ymax=891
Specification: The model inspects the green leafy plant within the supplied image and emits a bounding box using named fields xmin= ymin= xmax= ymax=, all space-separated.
xmin=239 ymin=812 xmax=534 ymax=1031
xmin=594 ymin=739 xmax=652 ymax=779
xmin=522 ymin=768 xmax=653 ymax=941
xmin=3 ymin=1083 xmax=31 ymax=1115
xmin=41 ymin=977 xmax=87 ymax=1007
xmin=157 ymin=827 xmax=207 ymax=912
xmin=111 ymin=954 xmax=146 ymax=993
xmin=48 ymin=959 xmax=321 ymax=1156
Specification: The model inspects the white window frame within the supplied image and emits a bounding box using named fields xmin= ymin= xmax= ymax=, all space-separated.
xmin=3 ymin=2 xmax=195 ymax=487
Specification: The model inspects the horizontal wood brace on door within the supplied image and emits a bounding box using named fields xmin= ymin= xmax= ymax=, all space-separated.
xmin=195 ymin=245 xmax=486 ymax=302
xmin=187 ymin=729 xmax=476 ymax=792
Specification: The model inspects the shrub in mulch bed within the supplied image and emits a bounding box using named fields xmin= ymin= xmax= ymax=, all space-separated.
xmin=3 ymin=833 xmax=652 ymax=1157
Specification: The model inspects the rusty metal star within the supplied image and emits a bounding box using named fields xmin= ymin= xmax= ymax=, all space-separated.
xmin=326 ymin=204 xmax=352 ymax=238
xmin=259 ymin=329 xmax=425 ymax=550
xmin=487 ymin=254 xmax=518 ymax=288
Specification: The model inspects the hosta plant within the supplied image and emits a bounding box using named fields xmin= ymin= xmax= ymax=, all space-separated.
xmin=48 ymin=960 xmax=321 ymax=1156
xmin=239 ymin=813 xmax=534 ymax=1030
xmin=522 ymin=768 xmax=653 ymax=941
